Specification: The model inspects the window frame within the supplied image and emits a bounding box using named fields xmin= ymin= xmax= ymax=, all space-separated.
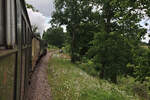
xmin=21 ymin=16 xmax=26 ymax=46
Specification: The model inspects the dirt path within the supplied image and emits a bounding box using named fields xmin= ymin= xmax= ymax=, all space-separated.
xmin=27 ymin=52 xmax=52 ymax=100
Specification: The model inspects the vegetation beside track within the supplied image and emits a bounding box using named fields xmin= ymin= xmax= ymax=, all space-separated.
xmin=47 ymin=52 xmax=140 ymax=100
xmin=44 ymin=0 xmax=150 ymax=99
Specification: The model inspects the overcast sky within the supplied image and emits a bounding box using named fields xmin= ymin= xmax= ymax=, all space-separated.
xmin=26 ymin=0 xmax=55 ymax=17
xmin=26 ymin=0 xmax=55 ymax=37
xmin=140 ymin=17 xmax=150 ymax=43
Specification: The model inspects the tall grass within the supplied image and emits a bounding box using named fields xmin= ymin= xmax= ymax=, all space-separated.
xmin=47 ymin=53 xmax=138 ymax=100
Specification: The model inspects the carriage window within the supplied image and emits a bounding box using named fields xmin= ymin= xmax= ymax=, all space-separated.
xmin=27 ymin=28 xmax=30 ymax=44
xmin=26 ymin=26 xmax=28 ymax=44
xmin=27 ymin=28 xmax=29 ymax=44
xmin=22 ymin=17 xmax=26 ymax=45
xmin=6 ymin=0 xmax=16 ymax=48
xmin=0 ymin=0 xmax=5 ymax=48
xmin=29 ymin=30 xmax=32 ymax=44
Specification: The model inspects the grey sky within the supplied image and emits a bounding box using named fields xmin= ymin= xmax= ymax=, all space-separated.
xmin=26 ymin=0 xmax=55 ymax=17
xmin=140 ymin=17 xmax=150 ymax=43
xmin=26 ymin=0 xmax=55 ymax=37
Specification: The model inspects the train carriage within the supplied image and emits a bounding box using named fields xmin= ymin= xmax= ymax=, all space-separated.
xmin=0 ymin=0 xmax=31 ymax=100
xmin=32 ymin=33 xmax=48 ymax=70
xmin=0 ymin=0 xmax=47 ymax=100
xmin=32 ymin=34 xmax=41 ymax=70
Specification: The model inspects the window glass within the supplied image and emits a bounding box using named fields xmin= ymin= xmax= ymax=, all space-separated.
xmin=27 ymin=28 xmax=30 ymax=44
xmin=11 ymin=0 xmax=16 ymax=46
xmin=27 ymin=28 xmax=29 ymax=44
xmin=25 ymin=25 xmax=28 ymax=45
xmin=6 ymin=0 xmax=16 ymax=48
xmin=29 ymin=30 xmax=32 ymax=44
xmin=24 ymin=21 xmax=26 ymax=45
xmin=0 ymin=0 xmax=5 ymax=46
xmin=22 ymin=17 xmax=27 ymax=46
xmin=21 ymin=17 xmax=23 ymax=45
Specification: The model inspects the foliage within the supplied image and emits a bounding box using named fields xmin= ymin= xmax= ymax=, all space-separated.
xmin=131 ymin=46 xmax=150 ymax=82
xmin=26 ymin=3 xmax=38 ymax=12
xmin=32 ymin=25 xmax=38 ymax=33
xmin=79 ymin=59 xmax=99 ymax=77
xmin=51 ymin=0 xmax=150 ymax=84
xmin=47 ymin=53 xmax=139 ymax=100
xmin=51 ymin=0 xmax=98 ymax=62
xmin=118 ymin=76 xmax=150 ymax=100
xmin=42 ymin=27 xmax=65 ymax=48
xmin=87 ymin=0 xmax=148 ymax=83
xmin=89 ymin=31 xmax=133 ymax=83
xmin=47 ymin=45 xmax=59 ymax=50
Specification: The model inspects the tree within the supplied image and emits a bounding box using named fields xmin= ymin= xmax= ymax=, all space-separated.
xmin=43 ymin=27 xmax=65 ymax=48
xmin=131 ymin=46 xmax=150 ymax=82
xmin=51 ymin=0 xmax=95 ymax=62
xmin=88 ymin=0 xmax=148 ymax=83
xmin=51 ymin=0 xmax=150 ymax=83
xmin=32 ymin=25 xmax=38 ymax=33
xmin=26 ymin=2 xmax=38 ymax=12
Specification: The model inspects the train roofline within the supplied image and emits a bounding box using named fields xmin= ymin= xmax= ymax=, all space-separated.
xmin=21 ymin=0 xmax=32 ymax=32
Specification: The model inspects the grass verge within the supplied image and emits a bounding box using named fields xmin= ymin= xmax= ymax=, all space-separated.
xmin=47 ymin=53 xmax=139 ymax=100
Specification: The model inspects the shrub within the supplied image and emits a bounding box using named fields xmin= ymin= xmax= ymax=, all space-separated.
xmin=118 ymin=76 xmax=150 ymax=100
xmin=79 ymin=59 xmax=99 ymax=77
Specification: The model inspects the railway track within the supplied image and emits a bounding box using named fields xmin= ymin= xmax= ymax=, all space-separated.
xmin=27 ymin=52 xmax=52 ymax=100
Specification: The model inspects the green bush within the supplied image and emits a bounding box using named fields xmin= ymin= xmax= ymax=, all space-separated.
xmin=47 ymin=54 xmax=138 ymax=100
xmin=48 ymin=45 xmax=59 ymax=50
xmin=79 ymin=59 xmax=99 ymax=77
xmin=118 ymin=76 xmax=150 ymax=100
xmin=62 ymin=44 xmax=71 ymax=54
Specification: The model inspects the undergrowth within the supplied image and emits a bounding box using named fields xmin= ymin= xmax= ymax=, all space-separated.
xmin=47 ymin=53 xmax=139 ymax=100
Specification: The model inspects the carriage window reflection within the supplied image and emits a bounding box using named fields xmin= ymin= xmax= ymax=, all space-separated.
xmin=6 ymin=0 xmax=16 ymax=48
xmin=0 ymin=0 xmax=5 ymax=48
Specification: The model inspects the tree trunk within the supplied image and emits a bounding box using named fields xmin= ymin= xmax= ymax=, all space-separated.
xmin=111 ymin=75 xmax=117 ymax=84
xmin=99 ymin=63 xmax=105 ymax=79
xmin=100 ymin=69 xmax=104 ymax=79
xmin=71 ymin=31 xmax=76 ymax=63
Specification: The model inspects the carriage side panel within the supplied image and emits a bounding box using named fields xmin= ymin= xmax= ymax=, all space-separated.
xmin=0 ymin=52 xmax=17 ymax=100
xmin=32 ymin=37 xmax=40 ymax=70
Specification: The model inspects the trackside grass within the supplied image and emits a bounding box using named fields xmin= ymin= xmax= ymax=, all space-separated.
xmin=47 ymin=53 xmax=139 ymax=100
